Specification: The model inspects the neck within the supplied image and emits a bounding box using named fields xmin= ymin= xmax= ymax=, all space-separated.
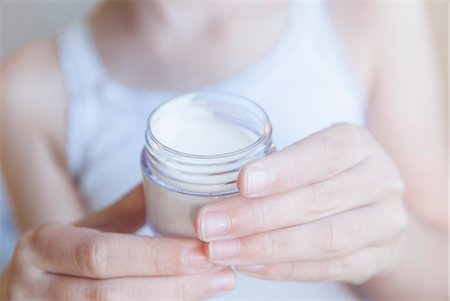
xmin=89 ymin=0 xmax=288 ymax=89
xmin=134 ymin=1 xmax=270 ymax=39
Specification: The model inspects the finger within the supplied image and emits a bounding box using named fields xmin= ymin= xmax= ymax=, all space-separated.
xmin=206 ymin=201 xmax=407 ymax=265
xmin=76 ymin=184 xmax=146 ymax=233
xmin=197 ymin=156 xmax=403 ymax=241
xmin=27 ymin=224 xmax=211 ymax=278
xmin=238 ymin=123 xmax=373 ymax=197
xmin=42 ymin=267 xmax=235 ymax=301
xmin=236 ymin=247 xmax=391 ymax=284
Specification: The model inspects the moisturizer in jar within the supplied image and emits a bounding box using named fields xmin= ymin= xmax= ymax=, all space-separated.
xmin=141 ymin=92 xmax=274 ymax=238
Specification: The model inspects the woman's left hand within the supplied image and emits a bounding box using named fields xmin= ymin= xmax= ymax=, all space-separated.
xmin=195 ymin=123 xmax=408 ymax=284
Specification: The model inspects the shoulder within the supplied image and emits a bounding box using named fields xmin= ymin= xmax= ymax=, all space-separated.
xmin=0 ymin=37 xmax=68 ymax=163
xmin=329 ymin=1 xmax=431 ymax=44
xmin=328 ymin=1 xmax=432 ymax=91
xmin=1 ymin=37 xmax=66 ymax=124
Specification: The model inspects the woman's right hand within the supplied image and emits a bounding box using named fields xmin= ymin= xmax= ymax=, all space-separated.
xmin=1 ymin=185 xmax=236 ymax=300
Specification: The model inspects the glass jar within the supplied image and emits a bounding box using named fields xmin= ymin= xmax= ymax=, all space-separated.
xmin=141 ymin=91 xmax=274 ymax=238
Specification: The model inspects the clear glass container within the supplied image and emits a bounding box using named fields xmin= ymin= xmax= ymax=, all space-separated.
xmin=141 ymin=91 xmax=274 ymax=237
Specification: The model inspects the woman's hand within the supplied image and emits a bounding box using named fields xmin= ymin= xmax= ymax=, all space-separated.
xmin=2 ymin=186 xmax=235 ymax=300
xmin=196 ymin=123 xmax=408 ymax=284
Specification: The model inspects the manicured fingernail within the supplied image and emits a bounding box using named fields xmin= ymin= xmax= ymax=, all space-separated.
xmin=184 ymin=247 xmax=210 ymax=271
xmin=245 ymin=168 xmax=269 ymax=195
xmin=208 ymin=239 xmax=240 ymax=261
xmin=237 ymin=264 xmax=265 ymax=273
xmin=210 ymin=270 xmax=236 ymax=294
xmin=200 ymin=212 xmax=230 ymax=240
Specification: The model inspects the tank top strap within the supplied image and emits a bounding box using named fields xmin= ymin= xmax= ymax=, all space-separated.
xmin=58 ymin=20 xmax=105 ymax=177
xmin=293 ymin=0 xmax=368 ymax=112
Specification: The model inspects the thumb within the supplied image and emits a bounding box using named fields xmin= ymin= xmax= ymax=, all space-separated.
xmin=75 ymin=184 xmax=146 ymax=233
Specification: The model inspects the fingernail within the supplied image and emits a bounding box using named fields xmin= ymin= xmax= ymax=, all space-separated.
xmin=246 ymin=168 xmax=269 ymax=195
xmin=210 ymin=270 xmax=236 ymax=294
xmin=208 ymin=239 xmax=240 ymax=261
xmin=200 ymin=211 xmax=230 ymax=240
xmin=184 ymin=247 xmax=210 ymax=271
xmin=237 ymin=264 xmax=265 ymax=273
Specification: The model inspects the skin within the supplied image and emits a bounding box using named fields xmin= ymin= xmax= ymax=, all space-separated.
xmin=1 ymin=186 xmax=235 ymax=299
xmin=0 ymin=0 xmax=447 ymax=300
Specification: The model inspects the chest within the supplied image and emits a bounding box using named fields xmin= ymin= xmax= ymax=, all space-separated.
xmin=76 ymin=63 xmax=365 ymax=210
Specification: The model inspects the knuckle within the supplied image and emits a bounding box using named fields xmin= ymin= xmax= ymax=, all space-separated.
xmin=371 ymin=159 xmax=405 ymax=202
xmin=283 ymin=262 xmax=297 ymax=279
xmin=150 ymin=252 xmax=167 ymax=275
xmin=268 ymin=262 xmax=296 ymax=280
xmin=172 ymin=278 xmax=191 ymax=300
xmin=391 ymin=204 xmax=409 ymax=235
xmin=30 ymin=224 xmax=53 ymax=245
xmin=330 ymin=123 xmax=372 ymax=157
xmin=87 ymin=284 xmax=117 ymax=301
xmin=260 ymin=232 xmax=277 ymax=261
xmin=146 ymin=240 xmax=173 ymax=275
xmin=76 ymin=235 xmax=108 ymax=278
xmin=325 ymin=255 xmax=363 ymax=281
xmin=331 ymin=122 xmax=356 ymax=132
xmin=322 ymin=221 xmax=349 ymax=254
xmin=319 ymin=133 xmax=343 ymax=175
xmin=374 ymin=203 xmax=408 ymax=246
xmin=29 ymin=223 xmax=62 ymax=254
xmin=251 ymin=200 xmax=269 ymax=232
xmin=324 ymin=259 xmax=345 ymax=279
xmin=387 ymin=174 xmax=406 ymax=197
xmin=335 ymin=123 xmax=370 ymax=142
xmin=379 ymin=162 xmax=405 ymax=197
xmin=308 ymin=181 xmax=338 ymax=214
xmin=349 ymin=126 xmax=373 ymax=154
xmin=394 ymin=177 xmax=406 ymax=195
xmin=338 ymin=256 xmax=357 ymax=277
xmin=352 ymin=124 xmax=371 ymax=141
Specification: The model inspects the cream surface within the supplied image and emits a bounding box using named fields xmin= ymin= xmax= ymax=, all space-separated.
xmin=151 ymin=93 xmax=257 ymax=155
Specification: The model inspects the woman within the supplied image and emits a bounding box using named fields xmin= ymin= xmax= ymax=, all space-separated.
xmin=0 ymin=0 xmax=447 ymax=299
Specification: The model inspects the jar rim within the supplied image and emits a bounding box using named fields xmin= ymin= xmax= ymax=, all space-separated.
xmin=145 ymin=90 xmax=272 ymax=159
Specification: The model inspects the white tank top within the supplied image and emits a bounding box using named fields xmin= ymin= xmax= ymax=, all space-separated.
xmin=58 ymin=1 xmax=365 ymax=299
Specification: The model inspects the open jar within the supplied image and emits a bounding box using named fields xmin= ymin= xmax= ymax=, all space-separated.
xmin=141 ymin=91 xmax=274 ymax=238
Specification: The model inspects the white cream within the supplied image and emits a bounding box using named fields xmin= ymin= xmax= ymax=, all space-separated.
xmin=142 ymin=92 xmax=273 ymax=237
xmin=151 ymin=93 xmax=257 ymax=155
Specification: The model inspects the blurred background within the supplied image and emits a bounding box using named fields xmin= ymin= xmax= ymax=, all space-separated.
xmin=0 ymin=0 xmax=448 ymax=270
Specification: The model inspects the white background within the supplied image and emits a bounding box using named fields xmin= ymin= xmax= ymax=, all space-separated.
xmin=1 ymin=0 xmax=96 ymax=58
